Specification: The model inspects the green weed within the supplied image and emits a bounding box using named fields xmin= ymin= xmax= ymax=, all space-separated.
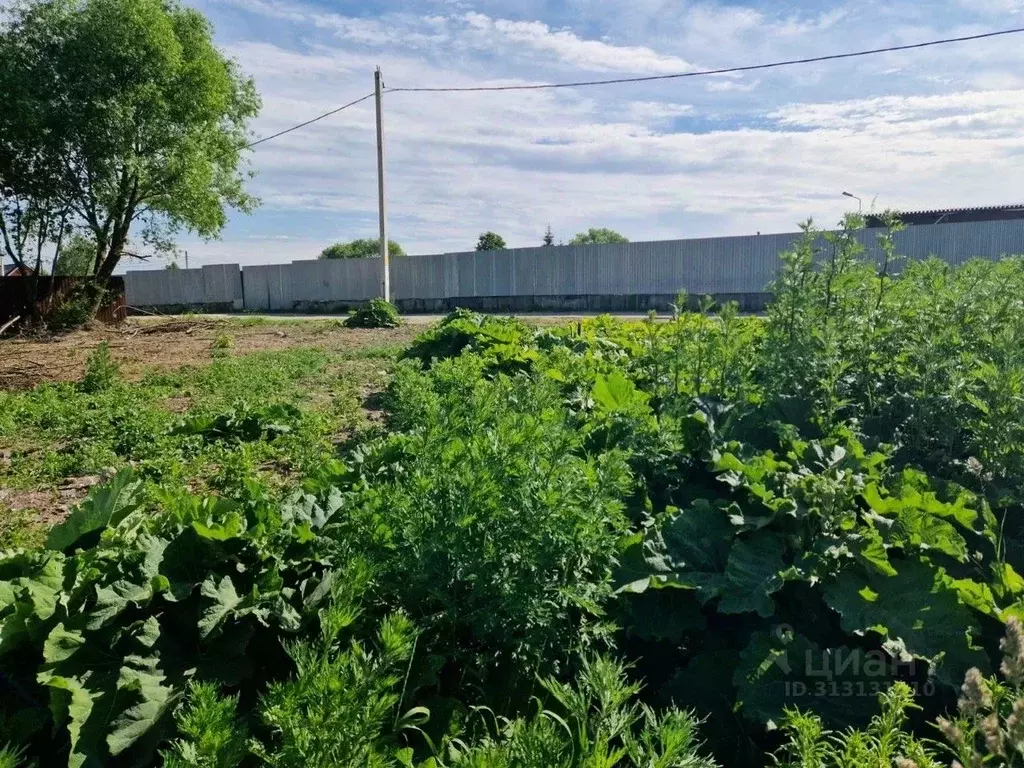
xmin=0 ymin=506 xmax=45 ymax=550
xmin=79 ymin=341 xmax=120 ymax=394
xmin=211 ymin=333 xmax=234 ymax=357
xmin=773 ymin=683 xmax=939 ymax=768
xmin=0 ymin=348 xmax=361 ymax=496
xmin=345 ymin=355 xmax=633 ymax=697
xmin=345 ymin=298 xmax=402 ymax=329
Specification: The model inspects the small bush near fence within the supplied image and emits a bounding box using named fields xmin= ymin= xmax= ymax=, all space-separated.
xmin=344 ymin=298 xmax=402 ymax=328
xmin=0 ymin=277 xmax=124 ymax=327
xmin=48 ymin=285 xmax=103 ymax=330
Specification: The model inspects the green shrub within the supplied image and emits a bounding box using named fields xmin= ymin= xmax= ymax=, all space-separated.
xmin=164 ymin=655 xmax=718 ymax=768
xmin=402 ymin=309 xmax=536 ymax=370
xmin=251 ymin=610 xmax=418 ymax=767
xmin=389 ymin=241 xmax=1024 ymax=761
xmin=343 ymin=356 xmax=633 ymax=697
xmin=1 ymin=464 xmax=711 ymax=768
xmin=615 ymin=424 xmax=1001 ymax=759
xmin=48 ymin=284 xmax=106 ymax=331
xmin=163 ymin=569 xmax=420 ymax=768
xmin=79 ymin=341 xmax=120 ymax=393
xmin=160 ymin=682 xmax=248 ymax=768
xmin=344 ymin=299 xmax=402 ymax=329
xmin=935 ymin=617 xmax=1024 ymax=767
xmin=170 ymin=402 xmax=301 ymax=444
xmin=775 ymin=620 xmax=1024 ymax=768
xmin=13 ymin=216 xmax=1024 ymax=768
xmin=0 ymin=469 xmax=349 ymax=766
xmin=430 ymin=656 xmax=718 ymax=768
xmin=757 ymin=218 xmax=1024 ymax=497
xmin=212 ymin=331 xmax=234 ymax=354
xmin=773 ymin=683 xmax=940 ymax=768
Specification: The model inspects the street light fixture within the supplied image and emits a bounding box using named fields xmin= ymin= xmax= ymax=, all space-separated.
xmin=842 ymin=191 xmax=863 ymax=213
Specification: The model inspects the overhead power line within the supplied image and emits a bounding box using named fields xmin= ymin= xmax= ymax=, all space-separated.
xmin=387 ymin=27 xmax=1024 ymax=93
xmin=243 ymin=26 xmax=1024 ymax=149
xmin=245 ymin=92 xmax=375 ymax=149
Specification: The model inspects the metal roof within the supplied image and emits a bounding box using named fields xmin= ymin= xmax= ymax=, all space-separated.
xmin=864 ymin=203 xmax=1024 ymax=227
xmin=894 ymin=203 xmax=1024 ymax=216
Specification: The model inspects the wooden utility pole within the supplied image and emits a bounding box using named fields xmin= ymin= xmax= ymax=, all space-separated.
xmin=375 ymin=67 xmax=390 ymax=301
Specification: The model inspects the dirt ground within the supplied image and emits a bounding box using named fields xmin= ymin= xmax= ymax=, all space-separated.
xmin=0 ymin=474 xmax=103 ymax=526
xmin=1 ymin=316 xmax=429 ymax=533
xmin=0 ymin=316 xmax=424 ymax=390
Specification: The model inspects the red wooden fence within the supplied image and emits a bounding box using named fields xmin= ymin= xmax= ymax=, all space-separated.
xmin=0 ymin=276 xmax=125 ymax=324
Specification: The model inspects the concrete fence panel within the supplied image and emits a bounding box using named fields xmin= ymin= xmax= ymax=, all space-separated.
xmin=125 ymin=267 xmax=205 ymax=308
xmin=125 ymin=220 xmax=1024 ymax=314
xmin=201 ymin=264 xmax=243 ymax=309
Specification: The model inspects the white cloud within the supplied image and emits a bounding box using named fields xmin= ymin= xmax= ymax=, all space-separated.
xmin=957 ymin=0 xmax=1024 ymax=12
xmin=210 ymin=0 xmax=695 ymax=76
xmin=705 ymin=79 xmax=759 ymax=93
xmin=770 ymin=90 xmax=1024 ymax=134
xmin=181 ymin=0 xmax=1024 ymax=262
xmin=460 ymin=12 xmax=694 ymax=73
xmin=229 ymin=37 xmax=1024 ymax=254
xmin=169 ymin=237 xmax=334 ymax=267
xmin=625 ymin=101 xmax=694 ymax=123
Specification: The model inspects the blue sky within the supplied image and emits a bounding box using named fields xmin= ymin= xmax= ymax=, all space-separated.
xmin=167 ymin=0 xmax=1024 ymax=267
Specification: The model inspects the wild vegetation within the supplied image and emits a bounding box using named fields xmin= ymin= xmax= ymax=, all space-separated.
xmin=0 ymin=333 xmax=399 ymax=548
xmin=344 ymin=299 xmax=403 ymax=329
xmin=0 ymin=0 xmax=260 ymax=283
xmin=3 ymin=218 xmax=1024 ymax=767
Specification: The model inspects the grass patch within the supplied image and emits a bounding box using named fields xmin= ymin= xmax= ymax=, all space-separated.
xmin=0 ymin=506 xmax=46 ymax=549
xmin=0 ymin=345 xmax=401 ymax=503
xmin=334 ymin=344 xmax=406 ymax=361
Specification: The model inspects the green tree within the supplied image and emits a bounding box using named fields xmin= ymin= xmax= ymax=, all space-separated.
xmin=0 ymin=0 xmax=261 ymax=283
xmin=569 ymin=228 xmax=630 ymax=245
xmin=475 ymin=231 xmax=506 ymax=251
xmin=543 ymin=224 xmax=555 ymax=247
xmin=52 ymin=234 xmax=96 ymax=276
xmin=319 ymin=239 xmax=405 ymax=259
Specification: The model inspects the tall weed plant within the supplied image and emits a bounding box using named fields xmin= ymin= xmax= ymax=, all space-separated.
xmin=760 ymin=216 xmax=1024 ymax=498
xmin=340 ymin=356 xmax=633 ymax=702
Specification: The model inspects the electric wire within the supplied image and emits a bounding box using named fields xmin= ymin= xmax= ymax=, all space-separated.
xmin=387 ymin=27 xmax=1024 ymax=93
xmin=243 ymin=26 xmax=1024 ymax=147
xmin=245 ymin=92 xmax=375 ymax=149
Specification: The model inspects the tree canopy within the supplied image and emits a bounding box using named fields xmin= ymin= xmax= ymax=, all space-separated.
xmin=475 ymin=232 xmax=506 ymax=252
xmin=52 ymin=235 xmax=96 ymax=276
xmin=569 ymin=228 xmax=629 ymax=246
xmin=0 ymin=0 xmax=261 ymax=282
xmin=319 ymin=239 xmax=406 ymax=260
xmin=543 ymin=225 xmax=555 ymax=247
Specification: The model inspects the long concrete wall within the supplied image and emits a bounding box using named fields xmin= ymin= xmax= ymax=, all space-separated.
xmin=242 ymin=257 xmax=383 ymax=312
xmin=125 ymin=264 xmax=243 ymax=311
xmin=124 ymin=219 xmax=1024 ymax=314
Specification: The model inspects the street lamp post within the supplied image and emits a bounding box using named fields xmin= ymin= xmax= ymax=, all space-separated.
xmin=842 ymin=191 xmax=863 ymax=213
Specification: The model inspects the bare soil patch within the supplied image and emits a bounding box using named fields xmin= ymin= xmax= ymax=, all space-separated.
xmin=0 ymin=474 xmax=101 ymax=528
xmin=0 ymin=317 xmax=422 ymax=389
